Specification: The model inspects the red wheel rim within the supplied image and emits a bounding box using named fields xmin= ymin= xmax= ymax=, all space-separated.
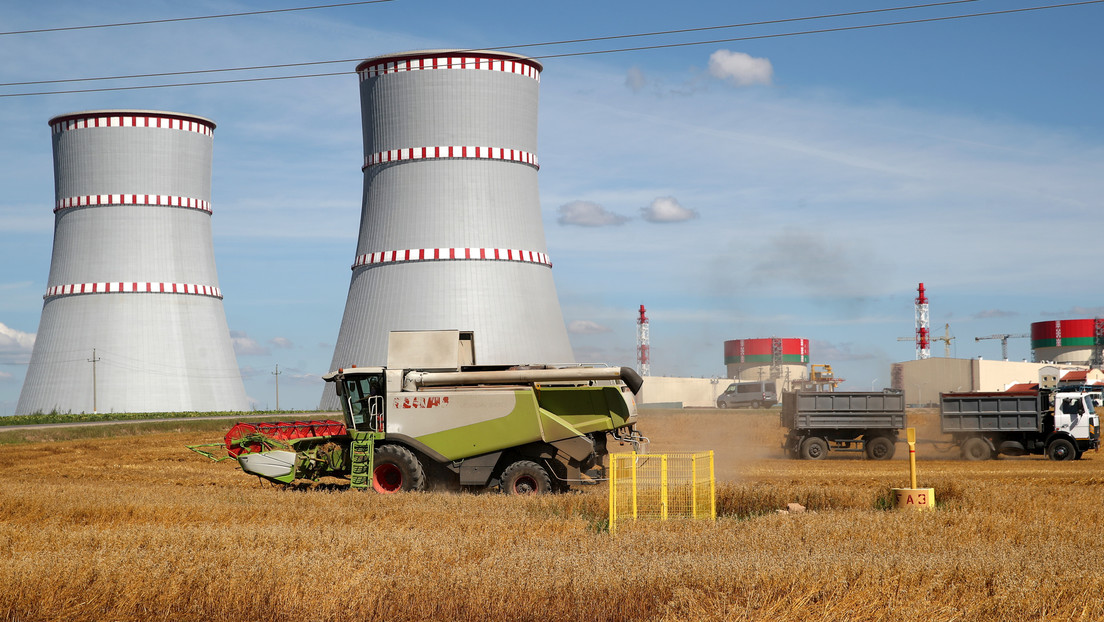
xmin=372 ymin=463 xmax=402 ymax=493
xmin=513 ymin=475 xmax=538 ymax=494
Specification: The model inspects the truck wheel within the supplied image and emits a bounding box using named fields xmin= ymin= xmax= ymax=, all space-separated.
xmin=1047 ymin=439 xmax=1077 ymax=462
xmin=800 ymin=437 xmax=828 ymax=460
xmin=372 ymin=444 xmax=426 ymax=493
xmin=751 ymin=401 xmax=761 ymax=409
xmin=500 ymin=460 xmax=552 ymax=495
xmin=864 ymin=436 xmax=896 ymax=460
xmin=961 ymin=437 xmax=991 ymax=461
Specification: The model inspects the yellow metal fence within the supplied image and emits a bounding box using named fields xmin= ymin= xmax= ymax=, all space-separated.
xmin=608 ymin=451 xmax=716 ymax=533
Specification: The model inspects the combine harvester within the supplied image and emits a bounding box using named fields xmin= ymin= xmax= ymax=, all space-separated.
xmin=191 ymin=330 xmax=647 ymax=494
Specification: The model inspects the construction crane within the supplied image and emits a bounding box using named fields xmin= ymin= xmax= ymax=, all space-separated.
xmin=975 ymin=333 xmax=1028 ymax=361
xmin=899 ymin=323 xmax=955 ymax=358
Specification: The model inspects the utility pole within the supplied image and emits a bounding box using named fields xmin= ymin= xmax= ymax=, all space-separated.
xmin=88 ymin=348 xmax=100 ymax=413
xmin=272 ymin=364 xmax=281 ymax=411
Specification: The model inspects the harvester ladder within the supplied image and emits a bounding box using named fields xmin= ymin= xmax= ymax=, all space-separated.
xmin=349 ymin=431 xmax=380 ymax=490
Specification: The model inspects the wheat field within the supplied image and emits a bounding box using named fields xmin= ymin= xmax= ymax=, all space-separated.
xmin=2 ymin=408 xmax=1103 ymax=621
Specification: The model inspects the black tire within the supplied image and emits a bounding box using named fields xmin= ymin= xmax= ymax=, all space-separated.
xmin=500 ymin=460 xmax=552 ymax=495
xmin=716 ymin=399 xmax=726 ymax=409
xmin=750 ymin=401 xmax=761 ymax=409
xmin=1047 ymin=438 xmax=1077 ymax=462
xmin=800 ymin=437 xmax=828 ymax=460
xmin=864 ymin=436 xmax=896 ymax=460
xmin=961 ymin=437 xmax=992 ymax=461
xmin=371 ymin=444 xmax=426 ymax=494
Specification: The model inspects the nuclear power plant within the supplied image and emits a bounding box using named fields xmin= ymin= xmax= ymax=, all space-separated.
xmin=16 ymin=110 xmax=248 ymax=414
xmin=322 ymin=50 xmax=575 ymax=407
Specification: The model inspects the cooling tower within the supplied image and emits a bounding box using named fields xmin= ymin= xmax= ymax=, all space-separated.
xmin=322 ymin=50 xmax=575 ymax=407
xmin=16 ymin=110 xmax=249 ymax=414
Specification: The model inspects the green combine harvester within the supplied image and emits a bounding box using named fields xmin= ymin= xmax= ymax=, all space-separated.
xmin=191 ymin=330 xmax=647 ymax=494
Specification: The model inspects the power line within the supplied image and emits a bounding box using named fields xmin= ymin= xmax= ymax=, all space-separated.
xmin=1 ymin=0 xmax=1100 ymax=98
xmin=499 ymin=0 xmax=985 ymax=51
xmin=1 ymin=72 xmax=350 ymax=98
xmin=0 ymin=0 xmax=980 ymax=87
xmin=0 ymin=1 xmax=397 ymax=37
xmin=536 ymin=0 xmax=1104 ymax=59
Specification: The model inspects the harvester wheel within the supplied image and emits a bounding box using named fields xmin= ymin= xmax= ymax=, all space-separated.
xmin=1047 ymin=439 xmax=1076 ymax=462
xmin=864 ymin=436 xmax=896 ymax=460
xmin=799 ymin=437 xmax=828 ymax=460
xmin=961 ymin=437 xmax=991 ymax=461
xmin=500 ymin=460 xmax=552 ymax=495
xmin=372 ymin=444 xmax=426 ymax=493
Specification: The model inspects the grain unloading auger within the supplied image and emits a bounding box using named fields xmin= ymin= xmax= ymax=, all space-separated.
xmin=189 ymin=330 xmax=647 ymax=493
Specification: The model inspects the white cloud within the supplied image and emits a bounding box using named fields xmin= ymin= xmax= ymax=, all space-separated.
xmin=640 ymin=196 xmax=698 ymax=223
xmin=0 ymin=370 xmax=12 ymax=380
xmin=557 ymin=200 xmax=629 ymax=227
xmin=567 ymin=320 xmax=613 ymax=334
xmin=231 ymin=331 xmax=270 ymax=356
xmin=708 ymin=50 xmax=773 ymax=87
xmin=0 ymin=321 xmax=35 ymax=364
xmin=270 ymin=336 xmax=294 ymax=348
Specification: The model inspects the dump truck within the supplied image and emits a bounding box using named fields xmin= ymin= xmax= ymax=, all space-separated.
xmin=940 ymin=388 xmax=1099 ymax=461
xmin=193 ymin=330 xmax=647 ymax=493
xmin=781 ymin=390 xmax=906 ymax=460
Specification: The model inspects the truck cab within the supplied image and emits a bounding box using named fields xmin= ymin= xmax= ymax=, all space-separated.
xmin=1051 ymin=391 xmax=1099 ymax=459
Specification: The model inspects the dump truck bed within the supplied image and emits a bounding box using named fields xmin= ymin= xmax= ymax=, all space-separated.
xmin=939 ymin=392 xmax=1043 ymax=434
xmin=781 ymin=391 xmax=906 ymax=430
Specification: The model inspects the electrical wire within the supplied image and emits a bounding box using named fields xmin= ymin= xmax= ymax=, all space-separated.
xmin=0 ymin=0 xmax=397 ymax=37
xmin=1 ymin=0 xmax=980 ymax=88
xmin=0 ymin=0 xmax=1100 ymax=98
xmin=536 ymin=0 xmax=1104 ymax=60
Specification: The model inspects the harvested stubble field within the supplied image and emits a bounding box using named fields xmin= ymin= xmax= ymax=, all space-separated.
xmin=2 ymin=408 xmax=1103 ymax=621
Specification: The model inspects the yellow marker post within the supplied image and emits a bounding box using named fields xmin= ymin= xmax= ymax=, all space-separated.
xmin=908 ymin=427 xmax=918 ymax=489
xmin=892 ymin=427 xmax=935 ymax=511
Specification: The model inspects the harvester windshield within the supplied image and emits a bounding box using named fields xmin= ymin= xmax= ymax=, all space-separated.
xmin=327 ymin=369 xmax=385 ymax=432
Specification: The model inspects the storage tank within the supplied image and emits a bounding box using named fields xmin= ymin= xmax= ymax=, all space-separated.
xmin=1032 ymin=319 xmax=1102 ymax=364
xmin=322 ymin=50 xmax=574 ymax=407
xmin=16 ymin=110 xmax=248 ymax=414
xmin=724 ymin=337 xmax=810 ymax=384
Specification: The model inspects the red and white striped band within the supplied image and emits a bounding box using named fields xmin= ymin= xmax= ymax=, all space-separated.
xmin=54 ymin=194 xmax=211 ymax=214
xmin=359 ymin=56 xmax=540 ymax=82
xmin=363 ymin=146 xmax=537 ymax=170
xmin=352 ymin=247 xmax=551 ymax=269
xmin=44 ymin=282 xmax=223 ymax=300
xmin=50 ymin=114 xmax=214 ymax=137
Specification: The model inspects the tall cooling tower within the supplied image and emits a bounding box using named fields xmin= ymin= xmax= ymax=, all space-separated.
xmin=16 ymin=110 xmax=248 ymax=414
xmin=323 ymin=50 xmax=575 ymax=407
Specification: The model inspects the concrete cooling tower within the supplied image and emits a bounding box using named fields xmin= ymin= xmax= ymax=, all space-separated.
xmin=16 ymin=110 xmax=248 ymax=414
xmin=322 ymin=50 xmax=575 ymax=408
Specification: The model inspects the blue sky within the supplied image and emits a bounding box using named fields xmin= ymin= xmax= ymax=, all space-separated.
xmin=1 ymin=0 xmax=1103 ymax=413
